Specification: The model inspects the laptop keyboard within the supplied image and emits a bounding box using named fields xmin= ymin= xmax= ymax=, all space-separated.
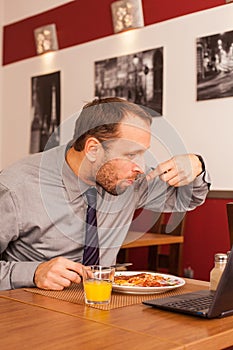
xmin=163 ymin=294 xmax=214 ymax=311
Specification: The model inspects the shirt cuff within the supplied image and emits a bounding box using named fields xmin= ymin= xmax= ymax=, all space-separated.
xmin=195 ymin=170 xmax=211 ymax=189
xmin=10 ymin=261 xmax=41 ymax=289
xmin=195 ymin=154 xmax=205 ymax=174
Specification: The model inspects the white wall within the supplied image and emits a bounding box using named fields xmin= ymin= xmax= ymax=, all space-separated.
xmin=0 ymin=0 xmax=75 ymax=170
xmin=2 ymin=4 xmax=233 ymax=189
xmin=3 ymin=0 xmax=75 ymax=24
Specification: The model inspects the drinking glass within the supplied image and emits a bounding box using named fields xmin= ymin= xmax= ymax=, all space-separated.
xmin=82 ymin=265 xmax=115 ymax=305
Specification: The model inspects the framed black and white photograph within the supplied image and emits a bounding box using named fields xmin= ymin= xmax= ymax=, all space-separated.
xmin=29 ymin=71 xmax=61 ymax=154
xmin=197 ymin=30 xmax=233 ymax=101
xmin=95 ymin=47 xmax=163 ymax=116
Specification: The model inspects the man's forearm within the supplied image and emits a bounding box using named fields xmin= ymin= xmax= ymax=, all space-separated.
xmin=0 ymin=260 xmax=40 ymax=290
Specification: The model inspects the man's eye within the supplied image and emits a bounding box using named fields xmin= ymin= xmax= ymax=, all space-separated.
xmin=127 ymin=154 xmax=136 ymax=159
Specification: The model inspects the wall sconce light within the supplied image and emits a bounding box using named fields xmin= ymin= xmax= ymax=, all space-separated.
xmin=111 ymin=0 xmax=144 ymax=34
xmin=34 ymin=24 xmax=59 ymax=55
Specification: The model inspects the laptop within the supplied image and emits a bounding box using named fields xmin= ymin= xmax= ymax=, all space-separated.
xmin=143 ymin=246 xmax=233 ymax=318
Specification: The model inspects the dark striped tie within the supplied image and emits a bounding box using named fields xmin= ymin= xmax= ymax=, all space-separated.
xmin=82 ymin=187 xmax=99 ymax=265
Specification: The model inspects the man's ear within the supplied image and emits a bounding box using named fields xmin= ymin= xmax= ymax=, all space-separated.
xmin=84 ymin=137 xmax=102 ymax=162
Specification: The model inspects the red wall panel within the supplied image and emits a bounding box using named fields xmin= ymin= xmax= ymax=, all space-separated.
xmin=3 ymin=0 xmax=225 ymax=65
xmin=144 ymin=0 xmax=223 ymax=25
xmin=183 ymin=198 xmax=231 ymax=281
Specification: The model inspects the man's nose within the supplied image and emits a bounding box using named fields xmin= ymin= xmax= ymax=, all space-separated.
xmin=132 ymin=155 xmax=145 ymax=173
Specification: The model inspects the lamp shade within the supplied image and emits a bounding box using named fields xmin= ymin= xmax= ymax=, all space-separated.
xmin=34 ymin=24 xmax=59 ymax=55
xmin=111 ymin=0 xmax=144 ymax=34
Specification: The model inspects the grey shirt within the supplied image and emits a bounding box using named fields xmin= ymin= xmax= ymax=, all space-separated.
xmin=0 ymin=145 xmax=210 ymax=290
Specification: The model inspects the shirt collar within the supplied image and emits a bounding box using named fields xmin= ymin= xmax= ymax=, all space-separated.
xmin=62 ymin=144 xmax=102 ymax=202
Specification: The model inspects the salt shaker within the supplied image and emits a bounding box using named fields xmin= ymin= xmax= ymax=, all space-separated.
xmin=209 ymin=253 xmax=228 ymax=291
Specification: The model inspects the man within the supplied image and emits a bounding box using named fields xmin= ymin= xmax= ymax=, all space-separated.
xmin=0 ymin=97 xmax=210 ymax=290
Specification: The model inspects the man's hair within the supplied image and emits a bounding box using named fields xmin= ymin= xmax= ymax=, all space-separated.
xmin=72 ymin=97 xmax=152 ymax=151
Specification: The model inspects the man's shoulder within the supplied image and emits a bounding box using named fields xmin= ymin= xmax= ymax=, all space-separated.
xmin=0 ymin=153 xmax=40 ymax=190
xmin=0 ymin=145 xmax=66 ymax=189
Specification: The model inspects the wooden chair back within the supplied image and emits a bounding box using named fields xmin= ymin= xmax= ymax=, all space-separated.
xmin=118 ymin=209 xmax=186 ymax=276
xmin=148 ymin=211 xmax=186 ymax=275
xmin=226 ymin=202 xmax=233 ymax=246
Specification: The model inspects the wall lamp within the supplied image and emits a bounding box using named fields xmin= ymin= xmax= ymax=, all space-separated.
xmin=111 ymin=0 xmax=144 ymax=34
xmin=34 ymin=24 xmax=59 ymax=55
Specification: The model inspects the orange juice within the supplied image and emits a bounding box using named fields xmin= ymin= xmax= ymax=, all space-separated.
xmin=84 ymin=279 xmax=112 ymax=304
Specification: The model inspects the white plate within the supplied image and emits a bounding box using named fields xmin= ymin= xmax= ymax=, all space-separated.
xmin=112 ymin=271 xmax=185 ymax=294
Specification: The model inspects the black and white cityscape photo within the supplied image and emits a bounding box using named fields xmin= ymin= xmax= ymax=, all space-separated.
xmin=95 ymin=47 xmax=163 ymax=116
xmin=197 ymin=30 xmax=233 ymax=101
xmin=29 ymin=71 xmax=61 ymax=154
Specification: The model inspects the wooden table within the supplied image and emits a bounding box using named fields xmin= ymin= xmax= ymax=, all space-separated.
xmin=1 ymin=279 xmax=233 ymax=350
xmin=122 ymin=232 xmax=184 ymax=248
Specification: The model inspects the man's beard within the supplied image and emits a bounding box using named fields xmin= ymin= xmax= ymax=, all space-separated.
xmin=96 ymin=163 xmax=129 ymax=196
xmin=96 ymin=179 xmax=128 ymax=196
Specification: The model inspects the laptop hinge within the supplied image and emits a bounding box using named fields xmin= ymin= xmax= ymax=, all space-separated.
xmin=219 ymin=310 xmax=233 ymax=318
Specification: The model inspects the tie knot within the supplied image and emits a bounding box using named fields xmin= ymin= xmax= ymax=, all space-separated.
xmin=85 ymin=187 xmax=97 ymax=208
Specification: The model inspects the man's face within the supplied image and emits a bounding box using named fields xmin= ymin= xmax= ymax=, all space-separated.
xmin=95 ymin=116 xmax=151 ymax=195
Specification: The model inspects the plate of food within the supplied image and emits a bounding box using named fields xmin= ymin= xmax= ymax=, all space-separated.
xmin=112 ymin=271 xmax=185 ymax=294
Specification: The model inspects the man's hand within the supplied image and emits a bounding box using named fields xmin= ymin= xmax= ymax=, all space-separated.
xmin=34 ymin=257 xmax=84 ymax=290
xmin=146 ymin=154 xmax=203 ymax=187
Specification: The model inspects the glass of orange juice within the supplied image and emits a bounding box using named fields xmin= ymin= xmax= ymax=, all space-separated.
xmin=82 ymin=265 xmax=115 ymax=305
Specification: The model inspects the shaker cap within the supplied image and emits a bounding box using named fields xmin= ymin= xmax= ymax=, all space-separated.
xmin=214 ymin=253 xmax=227 ymax=262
